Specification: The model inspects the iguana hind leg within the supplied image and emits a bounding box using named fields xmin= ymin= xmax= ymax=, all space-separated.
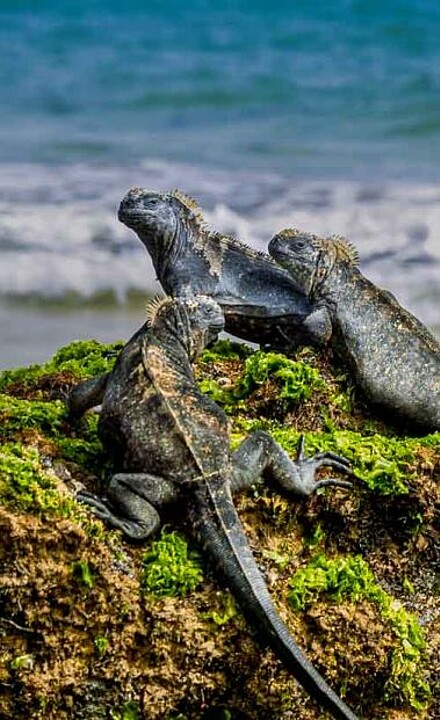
xmin=77 ymin=472 xmax=179 ymax=540
xmin=231 ymin=430 xmax=352 ymax=496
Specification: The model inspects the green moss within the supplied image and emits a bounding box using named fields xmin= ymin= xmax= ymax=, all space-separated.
xmin=253 ymin=424 xmax=417 ymax=495
xmin=72 ymin=560 xmax=95 ymax=589
xmin=141 ymin=530 xmax=204 ymax=598
xmin=49 ymin=339 xmax=123 ymax=378
xmin=0 ymin=443 xmax=68 ymax=513
xmin=240 ymin=351 xmax=326 ymax=401
xmin=199 ymin=346 xmax=326 ymax=411
xmin=0 ymin=338 xmax=123 ymax=392
xmin=10 ymin=654 xmax=35 ymax=671
xmin=0 ymin=393 xmax=66 ymax=440
xmin=94 ymin=635 xmax=110 ymax=657
xmin=0 ymin=443 xmax=107 ymax=539
xmin=288 ymin=554 xmax=430 ymax=710
xmin=57 ymin=435 xmax=105 ymax=475
xmin=205 ymin=593 xmax=238 ymax=626
xmin=199 ymin=339 xmax=253 ymax=363
xmin=110 ymin=701 xmax=141 ymax=720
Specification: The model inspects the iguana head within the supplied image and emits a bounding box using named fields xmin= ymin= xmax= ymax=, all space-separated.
xmin=118 ymin=188 xmax=205 ymax=275
xmin=147 ymin=295 xmax=224 ymax=360
xmin=268 ymin=229 xmax=359 ymax=296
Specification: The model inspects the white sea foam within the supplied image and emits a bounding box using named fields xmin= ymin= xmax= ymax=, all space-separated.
xmin=0 ymin=160 xmax=439 ymax=333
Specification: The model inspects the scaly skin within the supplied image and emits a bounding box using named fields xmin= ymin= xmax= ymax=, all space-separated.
xmin=117 ymin=188 xmax=332 ymax=351
xmin=68 ymin=296 xmax=357 ymax=720
xmin=269 ymin=229 xmax=440 ymax=431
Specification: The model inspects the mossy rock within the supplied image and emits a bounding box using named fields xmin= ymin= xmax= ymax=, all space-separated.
xmin=0 ymin=338 xmax=438 ymax=720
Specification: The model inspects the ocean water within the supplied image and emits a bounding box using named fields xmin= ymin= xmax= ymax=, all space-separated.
xmin=1 ymin=0 xmax=440 ymax=367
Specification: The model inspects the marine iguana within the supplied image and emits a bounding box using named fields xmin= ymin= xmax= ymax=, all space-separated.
xmin=69 ymin=296 xmax=357 ymax=720
xmin=269 ymin=229 xmax=440 ymax=431
xmin=117 ymin=187 xmax=331 ymax=351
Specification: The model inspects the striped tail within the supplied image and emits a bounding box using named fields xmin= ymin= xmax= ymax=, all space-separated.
xmin=189 ymin=475 xmax=358 ymax=720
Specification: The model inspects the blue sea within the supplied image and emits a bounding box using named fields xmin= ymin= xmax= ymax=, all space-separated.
xmin=1 ymin=0 xmax=440 ymax=367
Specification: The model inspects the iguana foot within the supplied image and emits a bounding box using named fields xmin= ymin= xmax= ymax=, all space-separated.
xmin=294 ymin=435 xmax=353 ymax=493
xmin=231 ymin=430 xmax=353 ymax=496
xmin=76 ymin=488 xmax=161 ymax=540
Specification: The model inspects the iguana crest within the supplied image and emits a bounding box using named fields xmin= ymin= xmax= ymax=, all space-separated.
xmin=276 ymin=228 xmax=359 ymax=266
xmin=170 ymin=189 xmax=206 ymax=226
xmin=328 ymin=235 xmax=359 ymax=266
xmin=145 ymin=294 xmax=168 ymax=324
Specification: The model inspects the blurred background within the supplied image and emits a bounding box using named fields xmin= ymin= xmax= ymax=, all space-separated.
xmin=1 ymin=0 xmax=440 ymax=367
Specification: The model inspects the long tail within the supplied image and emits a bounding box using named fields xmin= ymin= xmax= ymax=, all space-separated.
xmin=189 ymin=475 xmax=358 ymax=720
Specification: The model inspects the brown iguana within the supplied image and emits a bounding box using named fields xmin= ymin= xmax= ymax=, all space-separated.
xmin=68 ymin=295 xmax=357 ymax=720
xmin=117 ymin=187 xmax=332 ymax=351
xmin=269 ymin=228 xmax=440 ymax=431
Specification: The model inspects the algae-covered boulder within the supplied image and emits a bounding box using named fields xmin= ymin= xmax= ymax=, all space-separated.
xmin=0 ymin=338 xmax=438 ymax=720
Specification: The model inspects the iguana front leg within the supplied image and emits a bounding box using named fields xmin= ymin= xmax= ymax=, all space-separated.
xmin=77 ymin=473 xmax=180 ymax=540
xmin=68 ymin=372 xmax=110 ymax=420
xmin=231 ymin=430 xmax=352 ymax=496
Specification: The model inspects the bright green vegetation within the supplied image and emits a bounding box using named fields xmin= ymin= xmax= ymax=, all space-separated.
xmin=204 ymin=593 xmax=238 ymax=626
xmin=288 ymin=554 xmax=430 ymax=710
xmin=0 ymin=337 xmax=437 ymax=717
xmin=72 ymin=560 xmax=96 ymax=589
xmin=271 ymin=426 xmax=417 ymax=495
xmin=110 ymin=701 xmax=141 ymax=720
xmin=241 ymin=351 xmax=326 ymax=402
xmin=0 ymin=341 xmax=116 ymax=513
xmin=202 ymin=340 xmax=440 ymax=496
xmin=94 ymin=635 xmax=110 ymax=658
xmin=0 ymin=442 xmax=106 ymax=540
xmin=0 ymin=393 xmax=66 ymax=439
xmin=199 ymin=347 xmax=326 ymax=410
xmin=0 ymin=443 xmax=73 ymax=514
xmin=141 ymin=530 xmax=204 ymax=598
xmin=0 ymin=338 xmax=123 ymax=392
xmin=200 ymin=339 xmax=253 ymax=363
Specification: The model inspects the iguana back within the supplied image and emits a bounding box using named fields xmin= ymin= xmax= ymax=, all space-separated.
xmin=269 ymin=229 xmax=440 ymax=431
xmin=118 ymin=188 xmax=331 ymax=349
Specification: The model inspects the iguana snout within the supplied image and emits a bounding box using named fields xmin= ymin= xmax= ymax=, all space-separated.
xmin=118 ymin=188 xmax=177 ymax=232
xmin=118 ymin=188 xmax=180 ymax=265
xmin=268 ymin=230 xmax=321 ymax=296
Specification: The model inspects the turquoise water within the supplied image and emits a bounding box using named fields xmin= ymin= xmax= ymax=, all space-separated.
xmin=2 ymin=0 xmax=440 ymax=177
xmin=1 ymin=1 xmax=440 ymax=366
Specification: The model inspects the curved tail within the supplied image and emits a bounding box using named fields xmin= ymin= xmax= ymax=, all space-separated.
xmin=189 ymin=475 xmax=358 ymax=720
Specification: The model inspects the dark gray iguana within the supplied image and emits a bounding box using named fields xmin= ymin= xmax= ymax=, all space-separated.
xmin=269 ymin=229 xmax=440 ymax=431
xmin=117 ymin=187 xmax=331 ymax=351
xmin=68 ymin=296 xmax=357 ymax=720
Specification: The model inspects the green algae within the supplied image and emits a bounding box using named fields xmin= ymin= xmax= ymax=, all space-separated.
xmin=110 ymin=701 xmax=140 ymax=720
xmin=0 ymin=338 xmax=123 ymax=393
xmin=282 ymin=427 xmax=415 ymax=495
xmin=204 ymin=593 xmax=238 ymax=626
xmin=288 ymin=554 xmax=430 ymax=710
xmin=72 ymin=560 xmax=96 ymax=589
xmin=0 ymin=442 xmax=107 ymax=539
xmin=199 ymin=348 xmax=326 ymax=410
xmin=200 ymin=339 xmax=253 ymax=363
xmin=141 ymin=530 xmax=204 ymax=598
xmin=0 ymin=443 xmax=70 ymax=513
xmin=231 ymin=420 xmax=422 ymax=495
xmin=0 ymin=393 xmax=66 ymax=439
xmin=93 ymin=635 xmax=110 ymax=658
xmin=0 ymin=336 xmax=438 ymax=718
